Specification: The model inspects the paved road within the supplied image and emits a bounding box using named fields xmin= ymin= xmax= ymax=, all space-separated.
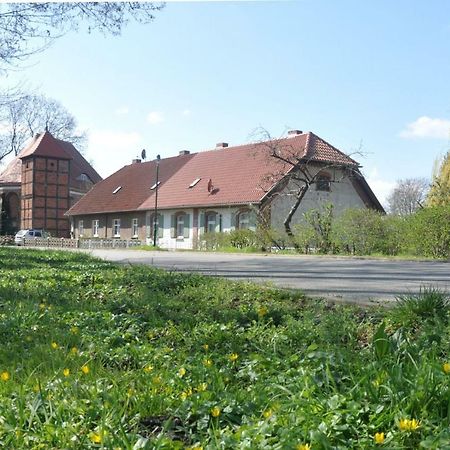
xmin=83 ymin=249 xmax=450 ymax=305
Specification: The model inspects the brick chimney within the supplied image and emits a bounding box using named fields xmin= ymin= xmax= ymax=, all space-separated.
xmin=132 ymin=158 xmax=141 ymax=164
xmin=288 ymin=130 xmax=303 ymax=137
xmin=216 ymin=142 xmax=229 ymax=149
xmin=179 ymin=150 xmax=190 ymax=156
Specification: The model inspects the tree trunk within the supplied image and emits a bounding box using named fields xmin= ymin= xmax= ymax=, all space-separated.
xmin=283 ymin=185 xmax=308 ymax=250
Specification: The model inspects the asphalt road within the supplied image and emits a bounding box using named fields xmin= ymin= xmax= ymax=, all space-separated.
xmin=83 ymin=249 xmax=450 ymax=305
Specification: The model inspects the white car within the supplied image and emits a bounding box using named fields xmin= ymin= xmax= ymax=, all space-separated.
xmin=14 ymin=229 xmax=45 ymax=246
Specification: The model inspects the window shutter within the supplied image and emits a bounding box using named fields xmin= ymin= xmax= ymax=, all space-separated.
xmin=158 ymin=214 xmax=164 ymax=238
xmin=183 ymin=214 xmax=190 ymax=238
xmin=199 ymin=212 xmax=205 ymax=230
xmin=170 ymin=214 xmax=176 ymax=238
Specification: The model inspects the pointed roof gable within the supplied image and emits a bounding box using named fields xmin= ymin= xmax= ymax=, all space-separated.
xmin=19 ymin=131 xmax=72 ymax=160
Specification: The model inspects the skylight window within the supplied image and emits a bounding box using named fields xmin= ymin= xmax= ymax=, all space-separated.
xmin=151 ymin=181 xmax=161 ymax=190
xmin=189 ymin=178 xmax=201 ymax=188
xmin=112 ymin=186 xmax=122 ymax=194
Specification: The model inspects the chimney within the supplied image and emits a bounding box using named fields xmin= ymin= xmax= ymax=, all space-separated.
xmin=132 ymin=158 xmax=141 ymax=164
xmin=179 ymin=150 xmax=190 ymax=156
xmin=216 ymin=142 xmax=229 ymax=149
xmin=288 ymin=130 xmax=303 ymax=137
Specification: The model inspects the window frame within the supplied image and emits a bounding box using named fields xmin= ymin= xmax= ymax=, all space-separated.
xmin=92 ymin=219 xmax=99 ymax=237
xmin=113 ymin=218 xmax=121 ymax=237
xmin=176 ymin=213 xmax=185 ymax=238
xmin=132 ymin=218 xmax=139 ymax=238
xmin=316 ymin=171 xmax=332 ymax=192
xmin=79 ymin=220 xmax=84 ymax=237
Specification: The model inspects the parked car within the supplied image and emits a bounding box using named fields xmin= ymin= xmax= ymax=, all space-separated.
xmin=14 ymin=229 xmax=47 ymax=246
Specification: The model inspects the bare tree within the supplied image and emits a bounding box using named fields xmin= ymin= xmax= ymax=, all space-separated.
xmin=0 ymin=2 xmax=164 ymax=70
xmin=0 ymin=93 xmax=86 ymax=162
xmin=255 ymin=128 xmax=365 ymax=250
xmin=387 ymin=178 xmax=429 ymax=215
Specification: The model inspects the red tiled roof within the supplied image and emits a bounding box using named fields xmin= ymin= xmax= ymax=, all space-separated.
xmin=67 ymin=131 xmax=363 ymax=216
xmin=19 ymin=131 xmax=72 ymax=160
xmin=66 ymin=153 xmax=194 ymax=215
xmin=0 ymin=131 xmax=102 ymax=187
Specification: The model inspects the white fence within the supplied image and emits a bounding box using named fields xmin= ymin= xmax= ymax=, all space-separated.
xmin=22 ymin=237 xmax=142 ymax=249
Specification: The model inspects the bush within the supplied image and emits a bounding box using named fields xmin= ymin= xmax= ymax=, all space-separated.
xmin=405 ymin=206 xmax=450 ymax=258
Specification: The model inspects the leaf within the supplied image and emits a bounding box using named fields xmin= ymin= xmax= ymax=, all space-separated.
xmin=372 ymin=322 xmax=391 ymax=360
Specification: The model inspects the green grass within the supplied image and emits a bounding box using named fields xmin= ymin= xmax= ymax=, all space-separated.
xmin=0 ymin=248 xmax=449 ymax=449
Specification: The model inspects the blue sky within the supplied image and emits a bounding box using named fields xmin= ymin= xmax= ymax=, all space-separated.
xmin=3 ymin=0 xmax=450 ymax=204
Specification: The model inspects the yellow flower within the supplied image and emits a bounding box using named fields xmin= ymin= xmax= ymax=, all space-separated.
xmin=197 ymin=382 xmax=208 ymax=392
xmin=1 ymin=371 xmax=10 ymax=381
xmin=152 ymin=375 xmax=162 ymax=385
xmin=211 ymin=406 xmax=221 ymax=417
xmin=203 ymin=359 xmax=213 ymax=367
xmin=81 ymin=365 xmax=89 ymax=375
xmin=202 ymin=344 xmax=209 ymax=351
xmin=258 ymin=306 xmax=268 ymax=317
xmin=180 ymin=388 xmax=193 ymax=400
xmin=51 ymin=342 xmax=58 ymax=350
xmin=178 ymin=367 xmax=186 ymax=377
xmin=70 ymin=346 xmax=78 ymax=355
xmin=70 ymin=326 xmax=79 ymax=334
xmin=399 ymin=418 xmax=420 ymax=431
xmin=374 ymin=432 xmax=385 ymax=444
xmin=39 ymin=303 xmax=46 ymax=310
xmin=263 ymin=408 xmax=273 ymax=419
xmin=143 ymin=365 xmax=154 ymax=373
xmin=89 ymin=432 xmax=102 ymax=444
xmin=443 ymin=362 xmax=450 ymax=374
xmin=229 ymin=353 xmax=239 ymax=362
xmin=296 ymin=444 xmax=311 ymax=450
xmin=63 ymin=368 xmax=70 ymax=377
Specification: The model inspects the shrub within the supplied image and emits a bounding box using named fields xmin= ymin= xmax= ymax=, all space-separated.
xmin=405 ymin=206 xmax=450 ymax=258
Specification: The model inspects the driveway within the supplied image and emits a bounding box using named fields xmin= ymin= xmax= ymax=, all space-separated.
xmin=83 ymin=249 xmax=450 ymax=305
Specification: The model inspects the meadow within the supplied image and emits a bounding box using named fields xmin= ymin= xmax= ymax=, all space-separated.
xmin=0 ymin=247 xmax=449 ymax=449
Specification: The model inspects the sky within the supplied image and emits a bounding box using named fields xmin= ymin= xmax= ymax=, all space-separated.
xmin=2 ymin=0 xmax=450 ymax=206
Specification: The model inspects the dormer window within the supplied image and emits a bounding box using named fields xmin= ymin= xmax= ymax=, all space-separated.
xmin=113 ymin=186 xmax=122 ymax=194
xmin=189 ymin=178 xmax=201 ymax=188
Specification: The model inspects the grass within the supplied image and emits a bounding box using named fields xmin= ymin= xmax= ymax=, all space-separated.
xmin=0 ymin=248 xmax=449 ymax=449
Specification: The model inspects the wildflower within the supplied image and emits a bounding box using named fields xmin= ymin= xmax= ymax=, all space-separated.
xmin=202 ymin=344 xmax=209 ymax=351
xmin=257 ymin=306 xmax=268 ymax=317
xmin=89 ymin=432 xmax=102 ymax=444
xmin=263 ymin=408 xmax=273 ymax=419
xmin=296 ymin=444 xmax=311 ymax=450
xmin=374 ymin=432 xmax=385 ymax=444
xmin=203 ymin=359 xmax=213 ymax=367
xmin=51 ymin=342 xmax=58 ymax=350
xmin=399 ymin=418 xmax=420 ymax=431
xmin=229 ymin=353 xmax=239 ymax=362
xmin=178 ymin=367 xmax=186 ymax=377
xmin=443 ymin=362 xmax=450 ymax=374
xmin=127 ymin=388 xmax=135 ymax=397
xmin=180 ymin=388 xmax=193 ymax=400
xmin=211 ymin=406 xmax=221 ymax=417
xmin=63 ymin=368 xmax=70 ymax=377
xmin=70 ymin=346 xmax=79 ymax=355
xmin=197 ymin=382 xmax=208 ymax=392
xmin=39 ymin=303 xmax=46 ymax=310
xmin=152 ymin=375 xmax=162 ymax=385
xmin=1 ymin=371 xmax=10 ymax=381
xmin=70 ymin=326 xmax=79 ymax=334
xmin=143 ymin=365 xmax=153 ymax=373
xmin=81 ymin=365 xmax=89 ymax=375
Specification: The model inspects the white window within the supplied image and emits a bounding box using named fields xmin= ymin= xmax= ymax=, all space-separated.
xmin=92 ymin=219 xmax=99 ymax=237
xmin=79 ymin=220 xmax=84 ymax=237
xmin=132 ymin=218 xmax=139 ymax=237
xmin=177 ymin=214 xmax=185 ymax=238
xmin=238 ymin=212 xmax=249 ymax=230
xmin=206 ymin=212 xmax=216 ymax=233
xmin=113 ymin=219 xmax=121 ymax=237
